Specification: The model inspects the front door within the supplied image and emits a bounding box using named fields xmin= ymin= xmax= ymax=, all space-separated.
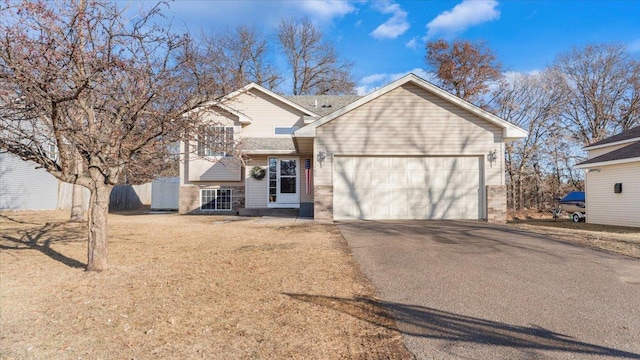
xmin=268 ymin=157 xmax=299 ymax=206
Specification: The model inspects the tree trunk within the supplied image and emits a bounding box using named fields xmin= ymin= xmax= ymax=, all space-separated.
xmin=86 ymin=182 xmax=112 ymax=271
xmin=70 ymin=153 xmax=85 ymax=222
xmin=506 ymin=163 xmax=516 ymax=210
xmin=70 ymin=184 xmax=84 ymax=222
xmin=517 ymin=176 xmax=523 ymax=210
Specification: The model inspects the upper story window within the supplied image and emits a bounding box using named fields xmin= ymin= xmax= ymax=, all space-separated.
xmin=47 ymin=143 xmax=58 ymax=161
xmin=274 ymin=126 xmax=298 ymax=135
xmin=197 ymin=126 xmax=234 ymax=157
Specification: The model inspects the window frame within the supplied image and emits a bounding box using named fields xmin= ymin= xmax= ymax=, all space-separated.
xmin=197 ymin=126 xmax=235 ymax=157
xmin=199 ymin=188 xmax=232 ymax=211
xmin=47 ymin=143 xmax=58 ymax=161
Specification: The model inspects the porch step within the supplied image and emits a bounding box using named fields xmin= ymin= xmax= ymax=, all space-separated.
xmin=238 ymin=208 xmax=299 ymax=218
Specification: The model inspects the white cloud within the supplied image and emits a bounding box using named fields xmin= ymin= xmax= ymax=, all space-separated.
xmin=162 ymin=1 xmax=360 ymax=32
xmin=426 ymin=0 xmax=500 ymax=38
xmin=627 ymin=39 xmax=640 ymax=53
xmin=357 ymin=68 xmax=437 ymax=95
xmin=361 ymin=73 xmax=389 ymax=84
xmin=503 ymin=70 xmax=541 ymax=80
xmin=405 ymin=37 xmax=418 ymax=49
xmin=370 ymin=2 xmax=410 ymax=39
xmin=298 ymin=0 xmax=357 ymax=20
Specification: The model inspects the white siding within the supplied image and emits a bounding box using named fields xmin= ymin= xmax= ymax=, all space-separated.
xmin=0 ymin=153 xmax=59 ymax=210
xmin=228 ymin=89 xmax=307 ymax=138
xmin=181 ymin=107 xmax=241 ymax=183
xmin=187 ymin=157 xmax=242 ymax=182
xmin=245 ymin=156 xmax=268 ymax=208
xmin=315 ymin=83 xmax=503 ymax=187
xmin=585 ymin=162 xmax=640 ymax=227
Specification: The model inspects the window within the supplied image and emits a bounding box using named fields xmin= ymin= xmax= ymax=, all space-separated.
xmin=279 ymin=159 xmax=297 ymax=193
xmin=274 ymin=126 xmax=298 ymax=135
xmin=47 ymin=143 xmax=58 ymax=161
xmin=269 ymin=157 xmax=277 ymax=203
xmin=197 ymin=126 xmax=234 ymax=157
xmin=200 ymin=189 xmax=232 ymax=211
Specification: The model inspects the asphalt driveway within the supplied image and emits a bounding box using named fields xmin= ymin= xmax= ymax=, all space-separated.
xmin=337 ymin=220 xmax=640 ymax=359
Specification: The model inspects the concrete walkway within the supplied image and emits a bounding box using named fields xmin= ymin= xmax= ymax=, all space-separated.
xmin=338 ymin=220 xmax=640 ymax=359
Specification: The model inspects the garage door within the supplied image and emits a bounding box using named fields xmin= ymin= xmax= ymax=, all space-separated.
xmin=333 ymin=156 xmax=482 ymax=220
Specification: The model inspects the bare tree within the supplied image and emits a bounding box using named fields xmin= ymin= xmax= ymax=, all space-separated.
xmin=0 ymin=0 xmax=218 ymax=271
xmin=277 ymin=17 xmax=355 ymax=95
xmin=425 ymin=39 xmax=502 ymax=105
xmin=190 ymin=26 xmax=281 ymax=94
xmin=490 ymin=70 xmax=565 ymax=209
xmin=553 ymin=43 xmax=640 ymax=145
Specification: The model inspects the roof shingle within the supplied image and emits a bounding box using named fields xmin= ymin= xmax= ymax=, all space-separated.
xmin=242 ymin=138 xmax=295 ymax=152
xmin=588 ymin=126 xmax=640 ymax=147
xmin=578 ymin=141 xmax=640 ymax=166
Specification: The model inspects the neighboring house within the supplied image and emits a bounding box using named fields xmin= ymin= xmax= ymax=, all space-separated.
xmin=575 ymin=127 xmax=640 ymax=227
xmin=0 ymin=151 xmax=171 ymax=211
xmin=179 ymin=74 xmax=528 ymax=222
xmin=0 ymin=151 xmax=59 ymax=210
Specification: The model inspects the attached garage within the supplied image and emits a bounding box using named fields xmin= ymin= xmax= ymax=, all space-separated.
xmin=293 ymin=74 xmax=528 ymax=223
xmin=333 ymin=156 xmax=482 ymax=220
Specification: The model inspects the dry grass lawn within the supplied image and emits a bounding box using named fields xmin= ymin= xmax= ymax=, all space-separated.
xmin=0 ymin=211 xmax=413 ymax=360
xmin=509 ymin=218 xmax=640 ymax=259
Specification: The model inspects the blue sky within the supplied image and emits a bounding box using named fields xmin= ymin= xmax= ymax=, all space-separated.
xmin=149 ymin=0 xmax=640 ymax=94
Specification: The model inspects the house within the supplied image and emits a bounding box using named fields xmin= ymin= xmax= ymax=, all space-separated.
xmin=178 ymin=74 xmax=528 ymax=222
xmin=575 ymin=127 xmax=640 ymax=227
xmin=0 ymin=151 xmax=60 ymax=210
xmin=0 ymin=151 xmax=164 ymax=212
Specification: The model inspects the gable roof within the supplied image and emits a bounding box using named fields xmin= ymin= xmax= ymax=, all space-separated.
xmin=294 ymin=73 xmax=528 ymax=140
xmin=201 ymin=82 xmax=322 ymax=119
xmin=583 ymin=126 xmax=640 ymax=150
xmin=575 ymin=141 xmax=640 ymax=168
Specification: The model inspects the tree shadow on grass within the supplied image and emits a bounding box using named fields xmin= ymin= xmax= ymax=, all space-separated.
xmin=284 ymin=293 xmax=640 ymax=359
xmin=0 ymin=222 xmax=86 ymax=269
xmin=0 ymin=213 xmax=42 ymax=225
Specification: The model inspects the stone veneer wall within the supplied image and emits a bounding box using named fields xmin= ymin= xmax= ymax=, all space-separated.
xmin=486 ymin=185 xmax=507 ymax=224
xmin=179 ymin=185 xmax=245 ymax=215
xmin=313 ymin=185 xmax=333 ymax=220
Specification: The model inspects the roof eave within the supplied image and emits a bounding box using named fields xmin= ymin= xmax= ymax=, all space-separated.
xmin=575 ymin=156 xmax=640 ymax=169
xmin=293 ymin=127 xmax=316 ymax=137
xmin=241 ymin=149 xmax=297 ymax=155
xmin=225 ymin=83 xmax=321 ymax=118
xmin=583 ymin=138 xmax=640 ymax=151
xmin=504 ymin=127 xmax=529 ymax=141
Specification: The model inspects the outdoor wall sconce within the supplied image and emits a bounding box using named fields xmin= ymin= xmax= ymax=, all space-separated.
xmin=317 ymin=149 xmax=327 ymax=167
xmin=487 ymin=149 xmax=497 ymax=165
